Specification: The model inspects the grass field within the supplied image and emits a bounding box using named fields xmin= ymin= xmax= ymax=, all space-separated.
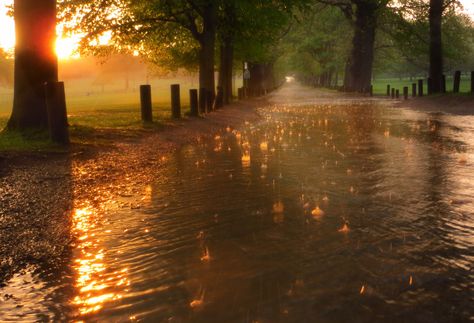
xmin=372 ymin=75 xmax=472 ymax=96
xmin=0 ymin=75 xmax=246 ymax=151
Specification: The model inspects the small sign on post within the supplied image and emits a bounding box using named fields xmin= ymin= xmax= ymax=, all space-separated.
xmin=243 ymin=69 xmax=250 ymax=81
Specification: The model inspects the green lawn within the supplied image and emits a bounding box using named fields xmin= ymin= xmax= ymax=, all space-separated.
xmin=0 ymin=75 xmax=246 ymax=151
xmin=0 ymin=76 xmax=199 ymax=151
xmin=372 ymin=76 xmax=472 ymax=96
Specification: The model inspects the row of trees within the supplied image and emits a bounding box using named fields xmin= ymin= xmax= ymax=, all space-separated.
xmin=5 ymin=0 xmax=473 ymax=131
xmin=59 ymin=0 xmax=303 ymax=104
xmin=278 ymin=0 xmax=474 ymax=92
xmin=8 ymin=0 xmax=307 ymax=131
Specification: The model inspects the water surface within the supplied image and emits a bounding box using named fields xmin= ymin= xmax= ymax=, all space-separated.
xmin=1 ymin=84 xmax=473 ymax=322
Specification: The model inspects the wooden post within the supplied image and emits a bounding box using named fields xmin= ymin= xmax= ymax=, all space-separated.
xmin=386 ymin=84 xmax=390 ymax=96
xmin=395 ymin=89 xmax=399 ymax=99
xmin=171 ymin=84 xmax=181 ymax=119
xmin=369 ymin=85 xmax=373 ymax=97
xmin=453 ymin=70 xmax=461 ymax=93
xmin=418 ymin=79 xmax=423 ymax=97
xmin=391 ymin=88 xmax=395 ymax=99
xmin=44 ymin=81 xmax=69 ymax=144
xmin=441 ymin=75 xmax=446 ymax=93
xmin=403 ymin=86 xmax=408 ymax=100
xmin=427 ymin=77 xmax=432 ymax=95
xmin=199 ymin=88 xmax=206 ymax=114
xmin=412 ymin=83 xmax=417 ymax=97
xmin=189 ymin=89 xmax=198 ymax=117
xmin=471 ymin=71 xmax=474 ymax=94
xmin=140 ymin=85 xmax=153 ymax=123
xmin=206 ymin=90 xmax=214 ymax=113
xmin=238 ymin=87 xmax=243 ymax=100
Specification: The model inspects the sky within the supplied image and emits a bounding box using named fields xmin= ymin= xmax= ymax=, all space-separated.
xmin=0 ymin=0 xmax=473 ymax=59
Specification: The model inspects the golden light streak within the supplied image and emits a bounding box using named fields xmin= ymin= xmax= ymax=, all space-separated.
xmin=71 ymin=206 xmax=129 ymax=316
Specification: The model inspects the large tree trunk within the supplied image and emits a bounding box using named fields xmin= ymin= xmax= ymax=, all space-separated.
xmin=198 ymin=3 xmax=216 ymax=107
xmin=8 ymin=0 xmax=57 ymax=130
xmin=429 ymin=0 xmax=443 ymax=93
xmin=343 ymin=1 xmax=377 ymax=92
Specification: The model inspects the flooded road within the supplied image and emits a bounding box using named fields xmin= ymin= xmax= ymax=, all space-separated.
xmin=1 ymin=83 xmax=474 ymax=322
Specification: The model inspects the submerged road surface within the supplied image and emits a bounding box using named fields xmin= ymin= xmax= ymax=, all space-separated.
xmin=1 ymin=82 xmax=473 ymax=321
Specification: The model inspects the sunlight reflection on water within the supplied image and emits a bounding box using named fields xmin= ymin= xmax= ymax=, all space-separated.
xmin=71 ymin=206 xmax=129 ymax=317
xmin=1 ymin=88 xmax=474 ymax=321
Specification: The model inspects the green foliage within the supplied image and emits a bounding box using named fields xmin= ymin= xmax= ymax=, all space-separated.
xmin=276 ymin=4 xmax=352 ymax=79
xmin=59 ymin=0 xmax=306 ymax=72
xmin=374 ymin=1 xmax=474 ymax=77
xmin=59 ymin=0 xmax=212 ymax=71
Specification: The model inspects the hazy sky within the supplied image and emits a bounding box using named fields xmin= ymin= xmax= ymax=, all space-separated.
xmin=0 ymin=0 xmax=473 ymax=58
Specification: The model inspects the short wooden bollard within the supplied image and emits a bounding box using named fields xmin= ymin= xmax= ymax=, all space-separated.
xmin=369 ymin=85 xmax=373 ymax=97
xmin=442 ymin=75 xmax=446 ymax=93
xmin=412 ymin=83 xmax=417 ymax=97
xmin=215 ymin=86 xmax=223 ymax=109
xmin=403 ymin=87 xmax=408 ymax=100
xmin=199 ymin=88 xmax=206 ymax=114
xmin=427 ymin=77 xmax=432 ymax=95
xmin=206 ymin=90 xmax=214 ymax=113
xmin=45 ymin=81 xmax=69 ymax=144
xmin=391 ymin=88 xmax=395 ymax=99
xmin=189 ymin=89 xmax=198 ymax=117
xmin=238 ymin=87 xmax=244 ymax=100
xmin=453 ymin=70 xmax=461 ymax=93
xmin=171 ymin=84 xmax=181 ymax=119
xmin=386 ymin=85 xmax=390 ymax=96
xmin=140 ymin=85 xmax=153 ymax=123
xmin=395 ymin=89 xmax=399 ymax=99
xmin=471 ymin=71 xmax=474 ymax=93
xmin=418 ymin=79 xmax=424 ymax=97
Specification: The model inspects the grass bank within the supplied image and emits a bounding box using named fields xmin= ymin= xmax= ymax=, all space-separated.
xmin=0 ymin=103 xmax=191 ymax=152
xmin=372 ymin=76 xmax=472 ymax=95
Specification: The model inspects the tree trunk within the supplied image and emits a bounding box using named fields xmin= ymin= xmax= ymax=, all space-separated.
xmin=343 ymin=1 xmax=377 ymax=92
xmin=263 ymin=63 xmax=274 ymax=91
xmin=218 ymin=2 xmax=236 ymax=105
xmin=429 ymin=0 xmax=443 ymax=93
xmin=248 ymin=63 xmax=265 ymax=96
xmin=218 ymin=39 xmax=234 ymax=105
xmin=198 ymin=3 xmax=216 ymax=108
xmin=8 ymin=0 xmax=57 ymax=130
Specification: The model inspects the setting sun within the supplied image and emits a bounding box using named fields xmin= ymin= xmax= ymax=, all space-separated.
xmin=0 ymin=0 xmax=14 ymax=52
xmin=0 ymin=0 xmax=80 ymax=59
xmin=56 ymin=35 xmax=81 ymax=59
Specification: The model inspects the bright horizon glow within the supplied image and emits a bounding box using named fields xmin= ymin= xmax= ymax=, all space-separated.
xmin=0 ymin=0 xmax=84 ymax=59
xmin=0 ymin=0 xmax=473 ymax=59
